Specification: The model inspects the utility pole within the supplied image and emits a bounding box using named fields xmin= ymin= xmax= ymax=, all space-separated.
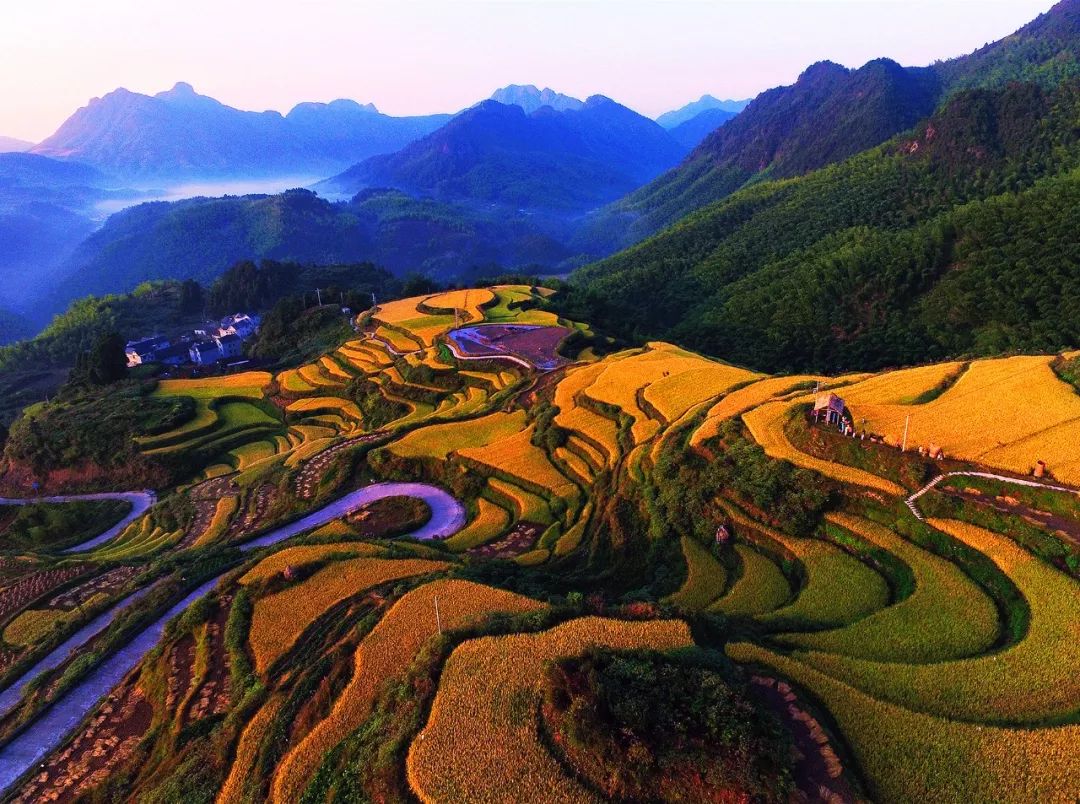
xmin=902 ymin=414 xmax=911 ymax=452
xmin=434 ymin=594 xmax=442 ymax=636
xmin=316 ymin=287 xmax=322 ymax=307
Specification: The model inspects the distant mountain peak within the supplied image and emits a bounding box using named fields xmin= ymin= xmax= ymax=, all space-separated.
xmin=162 ymin=81 xmax=197 ymax=97
xmin=798 ymin=60 xmax=849 ymax=82
xmin=0 ymin=135 xmax=33 ymax=153
xmin=288 ymin=98 xmax=380 ymax=116
xmin=656 ymin=95 xmax=751 ymax=129
xmin=32 ymin=83 xmax=450 ymax=180
xmin=489 ymin=84 xmax=584 ymax=114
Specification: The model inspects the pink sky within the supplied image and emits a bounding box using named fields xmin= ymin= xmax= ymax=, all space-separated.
xmin=0 ymin=0 xmax=1056 ymax=142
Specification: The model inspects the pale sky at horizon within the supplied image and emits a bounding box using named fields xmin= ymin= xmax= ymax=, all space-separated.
xmin=0 ymin=0 xmax=1056 ymax=142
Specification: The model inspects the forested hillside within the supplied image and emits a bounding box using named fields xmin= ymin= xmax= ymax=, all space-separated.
xmin=579 ymin=0 xmax=1080 ymax=253
xmin=46 ymin=188 xmax=573 ymax=311
xmin=565 ymin=81 xmax=1080 ymax=372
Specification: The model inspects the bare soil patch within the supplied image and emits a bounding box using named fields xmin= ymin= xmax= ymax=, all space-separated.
xmin=12 ymin=672 xmax=153 ymax=803
xmin=448 ymin=325 xmax=570 ymax=371
xmin=346 ymin=495 xmax=431 ymax=539
xmin=468 ymin=521 xmax=544 ymax=559
xmin=749 ymin=675 xmax=858 ymax=803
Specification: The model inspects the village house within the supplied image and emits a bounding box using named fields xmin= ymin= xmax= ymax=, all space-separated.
xmin=153 ymin=342 xmax=192 ymax=366
xmin=214 ymin=332 xmax=243 ymax=359
xmin=220 ymin=313 xmax=260 ymax=339
xmin=126 ymin=311 xmax=260 ymax=369
xmin=125 ymin=335 xmax=171 ymax=367
xmin=813 ymin=392 xmax=848 ymax=429
xmin=189 ymin=340 xmax=222 ymax=365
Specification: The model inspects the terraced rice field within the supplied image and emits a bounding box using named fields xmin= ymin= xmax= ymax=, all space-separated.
xmin=271 ymin=579 xmax=544 ymax=802
xmin=375 ymin=325 xmax=424 ymax=353
xmin=794 ymin=519 xmax=1080 ymax=723
xmin=388 ymin=411 xmax=528 ymax=460
xmin=583 ymin=344 xmax=726 ymax=442
xmin=484 ymin=285 xmax=561 ymax=325
xmin=486 ymin=477 xmax=553 ymax=524
xmin=246 ymin=556 xmax=448 ymax=673
xmin=849 ymin=355 xmax=1080 ymax=483
xmin=443 ymin=498 xmax=512 ymax=551
xmin=423 ymin=288 xmax=495 ymax=320
xmin=553 ymin=364 xmax=621 ymax=466
xmin=742 ymin=401 xmax=906 ymax=495
xmin=728 ymin=642 xmax=1080 ymax=803
xmin=286 ymin=396 xmax=363 ymax=426
xmin=193 ymin=496 xmax=238 ymax=547
xmin=154 ymin=372 xmax=271 ymax=399
xmin=668 ymin=536 xmax=727 ymax=610
xmin=10 ymin=280 xmax=1080 ymax=803
xmin=777 ymin=514 xmax=1000 ymax=662
xmin=407 ymin=617 xmax=693 ymax=804
xmin=709 ymin=544 xmax=791 ymax=616
xmin=239 ymin=542 xmax=381 ymax=584
xmin=689 ymin=375 xmax=829 ymax=450
xmin=642 ymin=362 xmax=764 ymax=422
xmin=142 ymin=400 xmax=281 ymax=456
xmin=4 ymin=599 xmax=106 ymax=646
xmin=458 ymin=427 xmax=578 ymax=499
xmin=839 ymin=361 xmax=966 ymax=406
xmin=228 ymin=440 xmax=279 ymax=471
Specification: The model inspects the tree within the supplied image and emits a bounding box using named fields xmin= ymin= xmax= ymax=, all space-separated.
xmin=178 ymin=279 xmax=204 ymax=315
xmin=401 ymin=274 xmax=441 ymax=297
xmin=70 ymin=331 xmax=128 ymax=387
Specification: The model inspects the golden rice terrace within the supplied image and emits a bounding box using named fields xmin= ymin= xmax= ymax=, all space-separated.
xmin=0 ymin=284 xmax=1077 ymax=802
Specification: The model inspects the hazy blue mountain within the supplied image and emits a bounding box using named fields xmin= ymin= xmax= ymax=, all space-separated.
xmin=0 ymin=202 xmax=98 ymax=318
xmin=0 ymin=136 xmax=32 ymax=154
xmin=320 ymin=97 xmax=686 ymax=212
xmin=655 ymin=94 xmax=750 ymax=128
xmin=489 ymin=85 xmax=584 ymax=113
xmin=0 ymin=154 xmax=115 ymax=317
xmin=284 ymin=99 xmax=451 ymax=162
xmin=666 ymin=107 xmax=738 ymax=149
xmin=31 ymin=82 xmax=451 ymax=181
xmin=0 ymin=152 xmax=107 ymax=188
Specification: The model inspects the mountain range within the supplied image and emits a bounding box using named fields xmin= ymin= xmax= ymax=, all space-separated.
xmin=318 ymin=96 xmax=686 ymax=212
xmin=42 ymin=187 xmax=574 ymax=312
xmin=31 ymin=82 xmax=452 ymax=181
xmin=567 ymin=30 xmax=1080 ymax=371
xmin=6 ymin=0 xmax=1080 ymax=370
xmin=488 ymin=85 xmax=584 ymax=113
xmin=0 ymin=136 xmax=31 ymax=154
xmin=581 ymin=0 xmax=1080 ymax=253
xmin=655 ymin=94 xmax=750 ymax=128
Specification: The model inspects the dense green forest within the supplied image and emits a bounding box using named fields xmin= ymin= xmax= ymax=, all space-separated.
xmin=564 ymin=81 xmax=1080 ymax=372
